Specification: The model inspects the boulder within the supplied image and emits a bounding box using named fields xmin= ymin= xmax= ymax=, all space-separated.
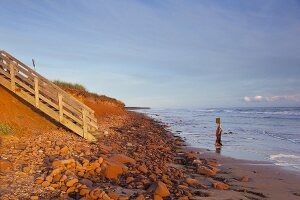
xmin=151 ymin=181 xmax=170 ymax=197
xmin=103 ymin=161 xmax=124 ymax=179
xmin=109 ymin=154 xmax=136 ymax=165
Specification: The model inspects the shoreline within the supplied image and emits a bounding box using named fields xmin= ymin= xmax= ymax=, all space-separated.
xmin=1 ymin=110 xmax=300 ymax=199
xmin=183 ymin=146 xmax=300 ymax=199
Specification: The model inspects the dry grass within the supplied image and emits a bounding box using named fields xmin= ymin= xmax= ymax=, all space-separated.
xmin=52 ymin=80 xmax=87 ymax=92
xmin=0 ymin=123 xmax=14 ymax=135
xmin=53 ymin=80 xmax=125 ymax=107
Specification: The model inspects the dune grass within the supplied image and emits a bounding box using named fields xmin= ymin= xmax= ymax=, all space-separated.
xmin=52 ymin=80 xmax=88 ymax=92
xmin=0 ymin=123 xmax=14 ymax=135
xmin=53 ymin=80 xmax=125 ymax=107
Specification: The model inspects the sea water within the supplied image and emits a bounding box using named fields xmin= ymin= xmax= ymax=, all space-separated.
xmin=137 ymin=107 xmax=300 ymax=172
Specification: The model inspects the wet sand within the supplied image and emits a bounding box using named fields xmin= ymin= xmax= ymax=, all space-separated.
xmin=185 ymin=146 xmax=300 ymax=199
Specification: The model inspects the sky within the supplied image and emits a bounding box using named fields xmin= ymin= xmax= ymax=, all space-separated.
xmin=1 ymin=0 xmax=300 ymax=108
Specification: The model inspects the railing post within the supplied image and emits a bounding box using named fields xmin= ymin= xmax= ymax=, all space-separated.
xmin=82 ymin=109 xmax=87 ymax=138
xmin=9 ymin=61 xmax=15 ymax=92
xmin=58 ymin=94 xmax=63 ymax=122
xmin=34 ymin=77 xmax=39 ymax=108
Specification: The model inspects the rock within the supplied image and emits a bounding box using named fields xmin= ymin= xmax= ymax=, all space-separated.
xmin=178 ymin=197 xmax=189 ymax=200
xmin=240 ymin=176 xmax=249 ymax=182
xmin=193 ymin=159 xmax=202 ymax=165
xmin=103 ymin=161 xmax=124 ymax=179
xmin=185 ymin=178 xmax=200 ymax=187
xmin=66 ymin=178 xmax=78 ymax=187
xmin=153 ymin=195 xmax=163 ymax=200
xmin=212 ymin=182 xmax=229 ymax=190
xmin=107 ymin=191 xmax=119 ymax=200
xmin=135 ymin=194 xmax=145 ymax=200
xmin=60 ymin=146 xmax=69 ymax=155
xmin=30 ymin=196 xmax=39 ymax=200
xmin=80 ymin=188 xmax=90 ymax=196
xmin=206 ymin=160 xmax=219 ymax=167
xmin=109 ymin=154 xmax=136 ymax=165
xmin=197 ymin=166 xmax=217 ymax=176
xmin=45 ymin=175 xmax=53 ymax=183
xmin=152 ymin=181 xmax=170 ymax=197
xmin=138 ymin=165 xmax=148 ymax=174
xmin=126 ymin=176 xmax=134 ymax=184
xmin=80 ymin=178 xmax=93 ymax=188
xmin=185 ymin=152 xmax=197 ymax=159
xmin=0 ymin=159 xmax=12 ymax=172
xmin=35 ymin=176 xmax=44 ymax=184
xmin=41 ymin=181 xmax=50 ymax=187
xmin=23 ymin=166 xmax=31 ymax=173
xmin=99 ymin=143 xmax=112 ymax=154
xmin=98 ymin=157 xmax=104 ymax=164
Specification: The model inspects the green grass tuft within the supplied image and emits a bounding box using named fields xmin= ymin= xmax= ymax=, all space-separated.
xmin=52 ymin=80 xmax=87 ymax=92
xmin=0 ymin=123 xmax=14 ymax=135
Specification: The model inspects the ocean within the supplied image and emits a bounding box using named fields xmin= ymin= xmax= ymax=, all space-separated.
xmin=137 ymin=107 xmax=300 ymax=172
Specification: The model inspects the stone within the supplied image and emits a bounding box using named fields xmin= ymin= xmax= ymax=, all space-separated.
xmin=35 ymin=177 xmax=44 ymax=184
xmin=45 ymin=175 xmax=53 ymax=183
xmin=153 ymin=195 xmax=163 ymax=200
xmin=98 ymin=157 xmax=104 ymax=164
xmin=60 ymin=175 xmax=67 ymax=182
xmin=212 ymin=182 xmax=229 ymax=190
xmin=80 ymin=178 xmax=93 ymax=188
xmin=0 ymin=160 xmax=12 ymax=172
xmin=107 ymin=191 xmax=119 ymax=200
xmin=50 ymin=168 xmax=61 ymax=177
xmin=66 ymin=178 xmax=78 ymax=187
xmin=80 ymin=188 xmax=90 ymax=196
xmin=66 ymin=186 xmax=76 ymax=193
xmin=109 ymin=154 xmax=136 ymax=165
xmin=240 ymin=176 xmax=249 ymax=182
xmin=60 ymin=146 xmax=69 ymax=155
xmin=126 ymin=176 xmax=134 ymax=184
xmin=23 ymin=166 xmax=31 ymax=173
xmin=138 ymin=165 xmax=148 ymax=174
xmin=135 ymin=194 xmax=145 ymax=200
xmin=41 ymin=181 xmax=50 ymax=187
xmin=153 ymin=181 xmax=170 ymax=197
xmin=103 ymin=161 xmax=124 ymax=179
xmin=30 ymin=196 xmax=39 ymax=200
xmin=193 ymin=159 xmax=202 ymax=165
xmin=197 ymin=166 xmax=217 ymax=176
xmin=185 ymin=178 xmax=200 ymax=187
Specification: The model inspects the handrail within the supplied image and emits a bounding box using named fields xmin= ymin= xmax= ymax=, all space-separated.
xmin=0 ymin=50 xmax=98 ymax=141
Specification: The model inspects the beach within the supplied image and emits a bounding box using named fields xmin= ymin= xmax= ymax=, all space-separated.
xmin=1 ymin=88 xmax=300 ymax=200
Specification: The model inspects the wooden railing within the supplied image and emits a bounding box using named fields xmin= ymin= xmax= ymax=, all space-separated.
xmin=0 ymin=50 xmax=98 ymax=141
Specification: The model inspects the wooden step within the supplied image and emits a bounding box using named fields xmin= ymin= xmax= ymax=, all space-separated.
xmin=0 ymin=51 xmax=98 ymax=141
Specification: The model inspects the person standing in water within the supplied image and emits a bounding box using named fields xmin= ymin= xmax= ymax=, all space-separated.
xmin=215 ymin=117 xmax=222 ymax=146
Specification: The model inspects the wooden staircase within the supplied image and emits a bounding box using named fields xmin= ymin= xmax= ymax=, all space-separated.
xmin=0 ymin=50 xmax=98 ymax=141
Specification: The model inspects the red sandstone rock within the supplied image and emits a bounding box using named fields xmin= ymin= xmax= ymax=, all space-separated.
xmin=212 ymin=182 xmax=229 ymax=190
xmin=197 ymin=166 xmax=217 ymax=176
xmin=66 ymin=178 xmax=78 ymax=187
xmin=152 ymin=181 xmax=170 ymax=197
xmin=0 ymin=160 xmax=12 ymax=172
xmin=107 ymin=191 xmax=119 ymax=200
xmin=109 ymin=154 xmax=136 ymax=165
xmin=135 ymin=194 xmax=145 ymax=200
xmin=103 ymin=161 xmax=124 ymax=179
xmin=240 ymin=176 xmax=249 ymax=182
xmin=138 ymin=165 xmax=148 ymax=174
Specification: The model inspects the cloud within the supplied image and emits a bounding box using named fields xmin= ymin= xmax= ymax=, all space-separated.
xmin=244 ymin=95 xmax=300 ymax=102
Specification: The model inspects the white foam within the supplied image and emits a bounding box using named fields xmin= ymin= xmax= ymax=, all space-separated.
xmin=270 ymin=154 xmax=300 ymax=167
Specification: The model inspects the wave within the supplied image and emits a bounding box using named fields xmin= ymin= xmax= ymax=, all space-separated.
xmin=270 ymin=154 xmax=300 ymax=167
